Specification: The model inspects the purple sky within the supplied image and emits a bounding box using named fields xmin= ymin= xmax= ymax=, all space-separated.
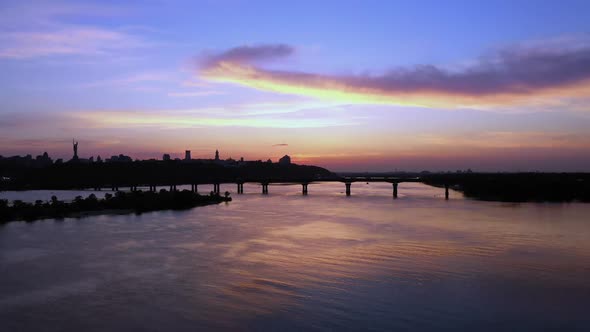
xmin=1 ymin=0 xmax=590 ymax=171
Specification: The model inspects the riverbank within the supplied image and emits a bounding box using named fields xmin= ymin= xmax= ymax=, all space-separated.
xmin=0 ymin=159 xmax=336 ymax=191
xmin=423 ymin=173 xmax=590 ymax=202
xmin=0 ymin=190 xmax=231 ymax=223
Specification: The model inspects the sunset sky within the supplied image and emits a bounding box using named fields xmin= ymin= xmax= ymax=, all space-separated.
xmin=1 ymin=0 xmax=590 ymax=171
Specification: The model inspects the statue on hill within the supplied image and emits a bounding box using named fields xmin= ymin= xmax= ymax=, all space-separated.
xmin=72 ymin=139 xmax=79 ymax=160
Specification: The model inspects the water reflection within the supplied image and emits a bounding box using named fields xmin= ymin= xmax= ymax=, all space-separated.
xmin=1 ymin=183 xmax=589 ymax=331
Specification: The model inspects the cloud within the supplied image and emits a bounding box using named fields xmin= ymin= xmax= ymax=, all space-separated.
xmin=198 ymin=40 xmax=590 ymax=109
xmin=0 ymin=1 xmax=123 ymax=29
xmin=0 ymin=112 xmax=75 ymax=130
xmin=202 ymin=44 xmax=294 ymax=67
xmin=81 ymin=71 xmax=174 ymax=88
xmin=409 ymin=131 xmax=590 ymax=150
xmin=0 ymin=2 xmax=150 ymax=59
xmin=272 ymin=143 xmax=288 ymax=147
xmin=167 ymin=91 xmax=224 ymax=98
xmin=71 ymin=109 xmax=356 ymax=129
xmin=0 ymin=28 xmax=150 ymax=59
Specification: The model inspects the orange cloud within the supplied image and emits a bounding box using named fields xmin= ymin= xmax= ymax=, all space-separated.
xmin=71 ymin=109 xmax=355 ymax=129
xmin=199 ymin=41 xmax=590 ymax=109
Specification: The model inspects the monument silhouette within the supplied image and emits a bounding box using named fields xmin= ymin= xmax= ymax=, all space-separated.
xmin=72 ymin=139 xmax=79 ymax=161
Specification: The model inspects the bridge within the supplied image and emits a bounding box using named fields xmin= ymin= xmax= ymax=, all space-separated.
xmin=95 ymin=177 xmax=451 ymax=200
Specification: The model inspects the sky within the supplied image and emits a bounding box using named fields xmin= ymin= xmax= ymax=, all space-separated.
xmin=1 ymin=0 xmax=590 ymax=172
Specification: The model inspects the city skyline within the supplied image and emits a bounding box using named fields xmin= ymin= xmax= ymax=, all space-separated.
xmin=1 ymin=1 xmax=590 ymax=171
xmin=0 ymin=144 xmax=278 ymax=164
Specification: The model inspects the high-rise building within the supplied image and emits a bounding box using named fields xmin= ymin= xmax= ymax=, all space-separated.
xmin=163 ymin=154 xmax=171 ymax=161
xmin=215 ymin=150 xmax=220 ymax=161
xmin=185 ymin=150 xmax=191 ymax=160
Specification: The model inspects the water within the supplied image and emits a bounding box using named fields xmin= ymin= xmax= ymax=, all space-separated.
xmin=1 ymin=183 xmax=589 ymax=331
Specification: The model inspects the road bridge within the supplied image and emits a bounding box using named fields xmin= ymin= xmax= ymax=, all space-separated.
xmin=94 ymin=176 xmax=450 ymax=199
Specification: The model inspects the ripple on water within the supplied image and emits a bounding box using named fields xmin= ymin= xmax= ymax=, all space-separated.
xmin=1 ymin=183 xmax=590 ymax=331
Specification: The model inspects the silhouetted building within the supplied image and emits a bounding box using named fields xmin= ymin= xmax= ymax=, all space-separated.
xmin=279 ymin=155 xmax=291 ymax=165
xmin=163 ymin=154 xmax=171 ymax=161
xmin=215 ymin=149 xmax=220 ymax=161
xmin=96 ymin=156 xmax=102 ymax=163
xmin=35 ymin=152 xmax=52 ymax=167
xmin=185 ymin=150 xmax=191 ymax=160
xmin=1 ymin=153 xmax=54 ymax=168
xmin=40 ymin=152 xmax=50 ymax=161
xmin=106 ymin=154 xmax=133 ymax=163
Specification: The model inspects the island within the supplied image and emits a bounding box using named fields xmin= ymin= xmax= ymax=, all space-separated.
xmin=0 ymin=190 xmax=231 ymax=224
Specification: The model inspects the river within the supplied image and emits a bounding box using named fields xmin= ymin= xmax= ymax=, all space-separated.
xmin=1 ymin=182 xmax=589 ymax=331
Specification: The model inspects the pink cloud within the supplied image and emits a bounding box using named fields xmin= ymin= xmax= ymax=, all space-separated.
xmin=199 ymin=39 xmax=590 ymax=109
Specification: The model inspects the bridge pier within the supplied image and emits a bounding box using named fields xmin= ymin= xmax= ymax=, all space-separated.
xmin=261 ymin=183 xmax=269 ymax=194
xmin=302 ymin=183 xmax=308 ymax=195
xmin=237 ymin=183 xmax=244 ymax=194
xmin=345 ymin=183 xmax=351 ymax=196
xmin=213 ymin=183 xmax=220 ymax=194
xmin=393 ymin=183 xmax=398 ymax=198
xmin=445 ymin=184 xmax=449 ymax=200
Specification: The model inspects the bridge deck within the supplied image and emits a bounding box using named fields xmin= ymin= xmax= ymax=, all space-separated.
xmin=211 ymin=178 xmax=423 ymax=185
